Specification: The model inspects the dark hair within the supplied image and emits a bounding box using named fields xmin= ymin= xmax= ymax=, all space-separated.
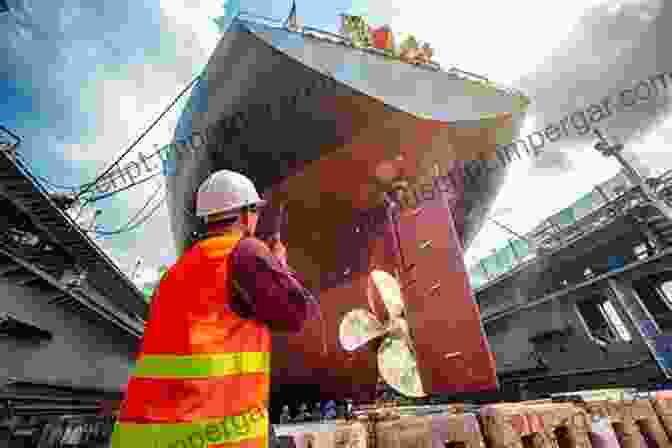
xmin=206 ymin=205 xmax=258 ymax=228
xmin=208 ymin=216 xmax=239 ymax=227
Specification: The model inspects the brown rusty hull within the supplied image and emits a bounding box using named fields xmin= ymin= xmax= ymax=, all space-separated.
xmin=166 ymin=19 xmax=529 ymax=403
xmin=264 ymin=113 xmax=526 ymax=403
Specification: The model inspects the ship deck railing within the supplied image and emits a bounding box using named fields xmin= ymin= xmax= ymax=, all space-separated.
xmin=236 ymin=12 xmax=527 ymax=101
xmin=470 ymin=170 xmax=672 ymax=292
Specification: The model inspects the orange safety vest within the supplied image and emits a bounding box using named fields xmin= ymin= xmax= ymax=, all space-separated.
xmin=111 ymin=232 xmax=271 ymax=448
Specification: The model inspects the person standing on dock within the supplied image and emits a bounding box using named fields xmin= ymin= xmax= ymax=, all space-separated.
xmin=110 ymin=169 xmax=318 ymax=448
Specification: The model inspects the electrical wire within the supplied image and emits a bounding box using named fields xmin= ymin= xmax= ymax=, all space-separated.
xmin=15 ymin=146 xmax=167 ymax=235
xmin=91 ymin=181 xmax=164 ymax=235
xmin=92 ymin=190 xmax=166 ymax=236
xmin=84 ymin=172 xmax=163 ymax=203
xmin=13 ymin=143 xmax=165 ymax=203
xmin=92 ymin=198 xmax=165 ymax=236
xmin=116 ymin=181 xmax=164 ymax=230
xmin=13 ymin=134 xmax=172 ymax=199
xmin=114 ymin=196 xmax=166 ymax=234
xmin=74 ymin=74 xmax=201 ymax=202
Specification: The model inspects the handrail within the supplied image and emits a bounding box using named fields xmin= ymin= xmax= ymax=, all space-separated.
xmin=238 ymin=11 xmax=284 ymax=25
xmin=301 ymin=25 xmax=350 ymax=42
xmin=445 ymin=67 xmax=527 ymax=99
xmin=236 ymin=15 xmax=523 ymax=90
xmin=471 ymin=172 xmax=672 ymax=290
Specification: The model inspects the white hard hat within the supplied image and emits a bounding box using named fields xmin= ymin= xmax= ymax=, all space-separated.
xmin=195 ymin=169 xmax=266 ymax=218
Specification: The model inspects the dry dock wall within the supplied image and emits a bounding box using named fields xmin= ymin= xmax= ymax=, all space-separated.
xmin=0 ymin=275 xmax=137 ymax=392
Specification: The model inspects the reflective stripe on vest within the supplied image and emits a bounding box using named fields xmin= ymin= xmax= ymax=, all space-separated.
xmin=111 ymin=407 xmax=268 ymax=448
xmin=113 ymin=233 xmax=271 ymax=436
xmin=134 ymin=352 xmax=270 ymax=378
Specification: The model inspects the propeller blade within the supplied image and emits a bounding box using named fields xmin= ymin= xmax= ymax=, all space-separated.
xmin=370 ymin=270 xmax=405 ymax=319
xmin=378 ymin=336 xmax=425 ymax=398
xmin=339 ymin=309 xmax=385 ymax=352
xmin=366 ymin=274 xmax=384 ymax=320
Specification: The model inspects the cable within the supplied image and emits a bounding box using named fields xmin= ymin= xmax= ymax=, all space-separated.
xmin=92 ymin=194 xmax=166 ymax=236
xmin=92 ymin=182 xmax=164 ymax=235
xmin=115 ymin=182 xmax=164 ymax=231
xmin=74 ymin=74 xmax=201 ymax=202
xmin=12 ymin=134 xmax=169 ymax=197
xmin=84 ymin=172 xmax=162 ymax=203
xmin=92 ymin=198 xmax=165 ymax=236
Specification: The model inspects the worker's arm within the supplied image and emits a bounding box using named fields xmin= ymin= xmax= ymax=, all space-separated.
xmin=228 ymin=237 xmax=319 ymax=333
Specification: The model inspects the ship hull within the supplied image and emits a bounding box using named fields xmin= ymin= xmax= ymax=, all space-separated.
xmin=166 ymin=19 xmax=528 ymax=405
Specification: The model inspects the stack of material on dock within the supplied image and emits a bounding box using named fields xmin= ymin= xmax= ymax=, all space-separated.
xmin=652 ymin=391 xmax=672 ymax=442
xmin=374 ymin=415 xmax=432 ymax=448
xmin=587 ymin=413 xmax=621 ymax=448
xmin=427 ymin=412 xmax=485 ymax=448
xmin=480 ymin=402 xmax=593 ymax=448
xmin=580 ymin=399 xmax=671 ymax=448
xmin=272 ymin=395 xmax=672 ymax=448
xmin=274 ymin=420 xmax=368 ymax=448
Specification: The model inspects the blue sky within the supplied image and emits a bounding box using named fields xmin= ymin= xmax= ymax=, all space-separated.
xmin=2 ymin=0 xmax=672 ymax=287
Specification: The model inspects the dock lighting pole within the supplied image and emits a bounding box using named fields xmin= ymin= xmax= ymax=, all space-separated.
xmin=593 ymin=129 xmax=672 ymax=221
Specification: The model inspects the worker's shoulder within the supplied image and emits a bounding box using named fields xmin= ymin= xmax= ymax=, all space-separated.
xmin=192 ymin=236 xmax=271 ymax=263
xmin=194 ymin=235 xmax=244 ymax=259
xmin=230 ymin=238 xmax=277 ymax=270
xmin=234 ymin=236 xmax=271 ymax=255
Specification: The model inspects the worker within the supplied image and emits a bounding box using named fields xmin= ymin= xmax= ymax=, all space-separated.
xmin=294 ymin=404 xmax=311 ymax=423
xmin=111 ymin=169 xmax=318 ymax=448
xmin=311 ymin=402 xmax=322 ymax=421
xmin=279 ymin=406 xmax=291 ymax=424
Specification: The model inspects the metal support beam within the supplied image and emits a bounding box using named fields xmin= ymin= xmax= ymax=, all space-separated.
xmin=482 ymin=247 xmax=672 ymax=323
xmin=0 ymin=246 xmax=143 ymax=338
xmin=607 ymin=278 xmax=672 ymax=379
xmin=629 ymin=214 xmax=664 ymax=253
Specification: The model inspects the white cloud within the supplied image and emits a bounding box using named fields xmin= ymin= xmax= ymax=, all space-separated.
xmin=375 ymin=0 xmax=606 ymax=86
xmin=160 ymin=0 xmax=222 ymax=57
xmin=629 ymin=115 xmax=672 ymax=176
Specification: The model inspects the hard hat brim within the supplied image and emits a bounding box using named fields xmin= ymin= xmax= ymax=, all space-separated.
xmin=198 ymin=199 xmax=267 ymax=218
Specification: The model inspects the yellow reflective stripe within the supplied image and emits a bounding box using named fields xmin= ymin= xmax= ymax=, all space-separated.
xmin=111 ymin=408 xmax=268 ymax=447
xmin=133 ymin=352 xmax=270 ymax=378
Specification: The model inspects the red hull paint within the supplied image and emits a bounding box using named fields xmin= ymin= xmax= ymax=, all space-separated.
xmin=262 ymin=107 xmax=502 ymax=400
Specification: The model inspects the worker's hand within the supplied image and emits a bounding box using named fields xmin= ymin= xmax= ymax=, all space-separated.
xmin=267 ymin=238 xmax=288 ymax=268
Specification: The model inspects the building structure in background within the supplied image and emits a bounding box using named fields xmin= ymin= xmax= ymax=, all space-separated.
xmin=0 ymin=144 xmax=146 ymax=446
